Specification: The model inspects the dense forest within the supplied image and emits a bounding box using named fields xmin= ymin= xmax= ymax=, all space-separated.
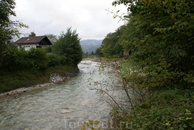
xmin=0 ymin=0 xmax=82 ymax=93
xmin=95 ymin=0 xmax=194 ymax=129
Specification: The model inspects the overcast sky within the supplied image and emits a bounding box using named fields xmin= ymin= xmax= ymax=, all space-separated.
xmin=12 ymin=0 xmax=127 ymax=40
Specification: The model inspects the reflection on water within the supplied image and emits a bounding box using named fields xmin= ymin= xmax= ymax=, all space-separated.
xmin=0 ymin=59 xmax=121 ymax=130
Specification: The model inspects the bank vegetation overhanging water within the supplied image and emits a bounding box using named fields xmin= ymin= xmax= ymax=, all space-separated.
xmin=83 ymin=57 xmax=194 ymax=130
xmin=0 ymin=57 xmax=194 ymax=130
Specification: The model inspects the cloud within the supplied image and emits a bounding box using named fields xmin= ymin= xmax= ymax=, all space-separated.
xmin=13 ymin=0 xmax=127 ymax=40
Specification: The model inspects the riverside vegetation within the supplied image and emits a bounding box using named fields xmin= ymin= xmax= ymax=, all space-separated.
xmin=1 ymin=0 xmax=194 ymax=129
xmin=88 ymin=0 xmax=194 ymax=129
xmin=0 ymin=0 xmax=83 ymax=94
xmin=0 ymin=28 xmax=82 ymax=93
xmin=0 ymin=46 xmax=79 ymax=93
xmin=0 ymin=1 xmax=82 ymax=93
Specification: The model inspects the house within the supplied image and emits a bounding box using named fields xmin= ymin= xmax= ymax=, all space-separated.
xmin=15 ymin=36 xmax=52 ymax=51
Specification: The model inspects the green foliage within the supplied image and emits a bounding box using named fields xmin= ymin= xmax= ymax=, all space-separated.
xmin=0 ymin=0 xmax=28 ymax=68
xmin=115 ymin=89 xmax=194 ymax=130
xmin=0 ymin=45 xmax=15 ymax=70
xmin=27 ymin=48 xmax=48 ymax=70
xmin=112 ymin=0 xmax=194 ymax=89
xmin=0 ymin=65 xmax=79 ymax=93
xmin=101 ymin=28 xmax=123 ymax=58
xmin=1 ymin=28 xmax=82 ymax=72
xmin=108 ymin=0 xmax=194 ymax=129
xmin=0 ymin=0 xmax=16 ymax=65
xmin=0 ymin=0 xmax=16 ymax=25
xmin=29 ymin=31 xmax=36 ymax=37
xmin=0 ymin=0 xmax=28 ymax=43
xmin=118 ymin=20 xmax=143 ymax=56
xmin=0 ymin=2 xmax=82 ymax=94
xmin=0 ymin=0 xmax=16 ymax=44
xmin=47 ymin=54 xmax=61 ymax=67
xmin=44 ymin=45 xmax=52 ymax=53
xmin=0 ymin=46 xmax=49 ymax=71
xmin=53 ymin=27 xmax=83 ymax=65
xmin=0 ymin=27 xmax=81 ymax=93
xmin=95 ymin=47 xmax=103 ymax=56
xmin=12 ymin=46 xmax=32 ymax=70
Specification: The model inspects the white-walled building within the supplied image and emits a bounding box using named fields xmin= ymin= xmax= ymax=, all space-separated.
xmin=15 ymin=36 xmax=52 ymax=51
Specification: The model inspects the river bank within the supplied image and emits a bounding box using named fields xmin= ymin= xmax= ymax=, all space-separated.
xmin=0 ymin=59 xmax=118 ymax=130
xmin=0 ymin=65 xmax=79 ymax=96
xmin=0 ymin=58 xmax=99 ymax=98
xmin=0 ymin=73 xmax=77 ymax=98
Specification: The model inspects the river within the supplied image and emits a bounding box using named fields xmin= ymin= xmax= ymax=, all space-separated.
xmin=0 ymin=59 xmax=125 ymax=130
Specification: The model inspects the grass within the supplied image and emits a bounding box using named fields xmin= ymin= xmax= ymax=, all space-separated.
xmin=0 ymin=65 xmax=79 ymax=93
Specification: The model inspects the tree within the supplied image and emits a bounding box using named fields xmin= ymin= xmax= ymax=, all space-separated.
xmin=101 ymin=28 xmax=123 ymax=57
xmin=95 ymin=47 xmax=102 ymax=56
xmin=0 ymin=0 xmax=28 ymax=44
xmin=53 ymin=27 xmax=83 ymax=65
xmin=0 ymin=0 xmax=16 ymax=52
xmin=0 ymin=0 xmax=28 ymax=67
xmin=111 ymin=1 xmax=194 ymax=129
xmin=29 ymin=31 xmax=36 ymax=37
xmin=113 ymin=0 xmax=194 ymax=88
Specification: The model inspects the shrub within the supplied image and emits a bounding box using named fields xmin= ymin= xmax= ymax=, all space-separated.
xmin=0 ymin=45 xmax=18 ymax=71
xmin=115 ymin=89 xmax=194 ymax=130
xmin=47 ymin=54 xmax=61 ymax=67
xmin=27 ymin=48 xmax=48 ymax=70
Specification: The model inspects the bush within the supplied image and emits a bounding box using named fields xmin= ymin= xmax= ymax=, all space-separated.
xmin=115 ymin=89 xmax=194 ymax=130
xmin=59 ymin=55 xmax=67 ymax=65
xmin=44 ymin=46 xmax=52 ymax=53
xmin=47 ymin=54 xmax=61 ymax=67
xmin=27 ymin=48 xmax=48 ymax=70
xmin=0 ymin=46 xmax=50 ymax=71
xmin=0 ymin=45 xmax=18 ymax=70
xmin=15 ymin=48 xmax=31 ymax=70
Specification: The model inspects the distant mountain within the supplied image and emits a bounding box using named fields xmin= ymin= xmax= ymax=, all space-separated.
xmin=80 ymin=39 xmax=102 ymax=53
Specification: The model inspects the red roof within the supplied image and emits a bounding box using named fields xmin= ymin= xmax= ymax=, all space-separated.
xmin=15 ymin=36 xmax=52 ymax=45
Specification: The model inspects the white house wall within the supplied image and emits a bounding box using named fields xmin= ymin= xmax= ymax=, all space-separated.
xmin=19 ymin=44 xmax=38 ymax=51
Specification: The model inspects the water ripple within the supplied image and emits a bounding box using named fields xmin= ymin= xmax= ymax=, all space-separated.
xmin=0 ymin=60 xmax=118 ymax=130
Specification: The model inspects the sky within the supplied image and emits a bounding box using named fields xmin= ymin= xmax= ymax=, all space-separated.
xmin=12 ymin=0 xmax=127 ymax=40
